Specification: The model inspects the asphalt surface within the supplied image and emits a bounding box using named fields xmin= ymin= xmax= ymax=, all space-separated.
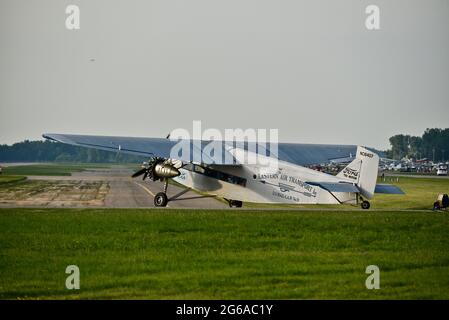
xmin=2 ymin=166 xmax=445 ymax=210
xmin=384 ymin=173 xmax=449 ymax=179
xmin=22 ymin=167 xmax=228 ymax=209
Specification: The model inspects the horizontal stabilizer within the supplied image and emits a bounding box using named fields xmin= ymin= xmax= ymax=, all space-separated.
xmin=375 ymin=184 xmax=405 ymax=194
xmin=308 ymin=182 xmax=360 ymax=193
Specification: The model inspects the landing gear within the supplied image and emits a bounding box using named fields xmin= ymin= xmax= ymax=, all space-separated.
xmin=228 ymin=200 xmax=243 ymax=208
xmin=131 ymin=157 xmax=183 ymax=208
xmin=358 ymin=194 xmax=371 ymax=210
xmin=154 ymin=179 xmax=169 ymax=207
xmin=361 ymin=200 xmax=370 ymax=210
xmin=154 ymin=192 xmax=168 ymax=207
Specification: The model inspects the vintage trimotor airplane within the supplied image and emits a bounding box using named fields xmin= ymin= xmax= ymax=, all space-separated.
xmin=43 ymin=133 xmax=403 ymax=209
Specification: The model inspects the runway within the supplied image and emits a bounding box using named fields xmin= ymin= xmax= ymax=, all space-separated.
xmin=384 ymin=173 xmax=449 ymax=179
xmin=2 ymin=166 xmax=445 ymax=211
xmin=1 ymin=167 xmax=228 ymax=209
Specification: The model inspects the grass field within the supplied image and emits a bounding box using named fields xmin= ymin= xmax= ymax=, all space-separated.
xmin=1 ymin=208 xmax=449 ymax=299
xmin=1 ymin=163 xmax=112 ymax=176
xmin=372 ymin=176 xmax=449 ymax=210
xmin=0 ymin=175 xmax=27 ymax=184
xmin=245 ymin=176 xmax=449 ymax=211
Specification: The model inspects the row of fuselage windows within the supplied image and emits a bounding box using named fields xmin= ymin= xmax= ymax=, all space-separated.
xmin=183 ymin=164 xmax=247 ymax=187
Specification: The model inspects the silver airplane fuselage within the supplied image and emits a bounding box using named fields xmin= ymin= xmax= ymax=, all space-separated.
xmin=173 ymin=149 xmax=357 ymax=205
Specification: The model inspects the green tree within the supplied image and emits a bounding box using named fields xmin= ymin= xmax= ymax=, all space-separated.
xmin=388 ymin=128 xmax=449 ymax=161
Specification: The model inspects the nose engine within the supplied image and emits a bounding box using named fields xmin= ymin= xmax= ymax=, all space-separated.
xmin=131 ymin=157 xmax=181 ymax=181
xmin=153 ymin=163 xmax=180 ymax=178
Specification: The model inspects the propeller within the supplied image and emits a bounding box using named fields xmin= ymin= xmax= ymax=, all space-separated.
xmin=131 ymin=167 xmax=147 ymax=178
xmin=131 ymin=157 xmax=165 ymax=181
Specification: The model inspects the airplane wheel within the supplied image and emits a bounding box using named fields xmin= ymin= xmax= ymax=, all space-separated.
xmin=154 ymin=192 xmax=168 ymax=207
xmin=229 ymin=200 xmax=243 ymax=208
xmin=361 ymin=201 xmax=370 ymax=210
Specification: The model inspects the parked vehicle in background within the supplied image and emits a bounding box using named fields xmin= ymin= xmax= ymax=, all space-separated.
xmin=437 ymin=164 xmax=448 ymax=176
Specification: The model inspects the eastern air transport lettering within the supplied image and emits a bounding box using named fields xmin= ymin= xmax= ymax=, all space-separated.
xmin=257 ymin=173 xmax=279 ymax=180
xmin=287 ymin=176 xmax=317 ymax=197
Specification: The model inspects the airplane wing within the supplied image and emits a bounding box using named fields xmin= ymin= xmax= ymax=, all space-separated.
xmin=43 ymin=133 xmax=228 ymax=164
xmin=43 ymin=133 xmax=375 ymax=166
xmin=43 ymin=133 xmax=175 ymax=157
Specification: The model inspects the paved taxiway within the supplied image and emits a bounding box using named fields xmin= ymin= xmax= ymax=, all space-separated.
xmin=6 ymin=167 xmax=228 ymax=209
xmin=3 ymin=166 xmax=445 ymax=210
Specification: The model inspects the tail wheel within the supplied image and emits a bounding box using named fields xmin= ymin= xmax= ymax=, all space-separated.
xmin=361 ymin=201 xmax=370 ymax=210
xmin=229 ymin=200 xmax=243 ymax=208
xmin=154 ymin=192 xmax=168 ymax=207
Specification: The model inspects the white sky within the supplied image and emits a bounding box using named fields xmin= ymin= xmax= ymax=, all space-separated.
xmin=1 ymin=0 xmax=448 ymax=149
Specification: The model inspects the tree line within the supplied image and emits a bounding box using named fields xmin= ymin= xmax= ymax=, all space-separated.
xmin=0 ymin=140 xmax=145 ymax=163
xmin=386 ymin=128 xmax=449 ymax=161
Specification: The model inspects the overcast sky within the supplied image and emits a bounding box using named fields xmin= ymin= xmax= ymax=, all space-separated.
xmin=1 ymin=0 xmax=448 ymax=149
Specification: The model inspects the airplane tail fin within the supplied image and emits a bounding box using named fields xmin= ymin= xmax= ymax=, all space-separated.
xmin=336 ymin=146 xmax=379 ymax=199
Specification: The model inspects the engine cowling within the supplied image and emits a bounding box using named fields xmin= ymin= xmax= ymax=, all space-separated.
xmin=154 ymin=163 xmax=180 ymax=178
xmin=132 ymin=157 xmax=180 ymax=181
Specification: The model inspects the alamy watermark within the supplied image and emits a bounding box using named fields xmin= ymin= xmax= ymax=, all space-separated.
xmin=65 ymin=5 xmax=80 ymax=30
xmin=365 ymin=265 xmax=380 ymax=289
xmin=65 ymin=265 xmax=80 ymax=290
xmin=365 ymin=5 xmax=380 ymax=30
xmin=65 ymin=4 xmax=380 ymax=32
xmin=169 ymin=121 xmax=279 ymax=168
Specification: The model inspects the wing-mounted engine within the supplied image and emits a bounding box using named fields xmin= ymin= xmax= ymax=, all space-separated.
xmin=132 ymin=157 xmax=182 ymax=181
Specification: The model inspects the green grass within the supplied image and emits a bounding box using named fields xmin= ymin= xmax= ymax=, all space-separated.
xmin=0 ymin=175 xmax=26 ymax=184
xmin=2 ymin=164 xmax=111 ymax=176
xmin=246 ymin=176 xmax=449 ymax=211
xmin=372 ymin=177 xmax=449 ymax=210
xmin=1 ymin=208 xmax=449 ymax=299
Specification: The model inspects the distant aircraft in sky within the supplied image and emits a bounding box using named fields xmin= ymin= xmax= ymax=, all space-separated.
xmin=43 ymin=133 xmax=403 ymax=208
